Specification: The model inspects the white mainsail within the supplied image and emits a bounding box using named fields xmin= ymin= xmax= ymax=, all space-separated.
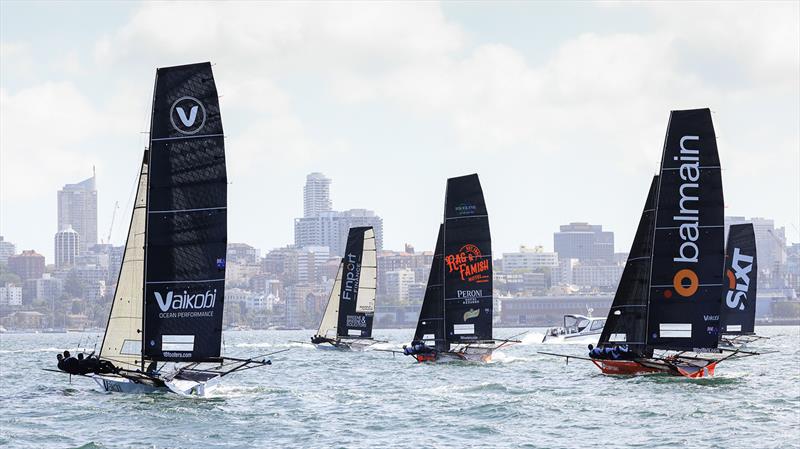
xmin=355 ymin=228 xmax=377 ymax=314
xmin=99 ymin=156 xmax=147 ymax=370
xmin=317 ymin=263 xmax=343 ymax=339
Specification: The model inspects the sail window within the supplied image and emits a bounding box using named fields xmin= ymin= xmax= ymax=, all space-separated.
xmin=659 ymin=323 xmax=692 ymax=338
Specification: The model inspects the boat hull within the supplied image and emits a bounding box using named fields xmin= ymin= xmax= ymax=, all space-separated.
xmin=591 ymin=358 xmax=719 ymax=378
xmin=92 ymin=374 xmax=166 ymax=394
xmin=415 ymin=350 xmax=492 ymax=363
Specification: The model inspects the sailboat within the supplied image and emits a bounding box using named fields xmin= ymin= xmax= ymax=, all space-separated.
xmin=403 ymin=174 xmax=514 ymax=363
xmin=585 ymin=108 xmax=735 ymax=377
xmin=58 ymin=62 xmax=270 ymax=395
xmin=310 ymin=226 xmax=379 ymax=351
xmin=719 ymin=223 xmax=761 ymax=348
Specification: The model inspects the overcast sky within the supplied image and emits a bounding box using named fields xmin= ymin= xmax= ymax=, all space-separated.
xmin=1 ymin=1 xmax=798 ymax=263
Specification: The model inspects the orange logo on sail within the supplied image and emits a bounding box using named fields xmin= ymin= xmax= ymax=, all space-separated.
xmin=445 ymin=244 xmax=490 ymax=283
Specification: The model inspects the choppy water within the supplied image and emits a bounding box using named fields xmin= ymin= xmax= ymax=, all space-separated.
xmin=1 ymin=326 xmax=798 ymax=449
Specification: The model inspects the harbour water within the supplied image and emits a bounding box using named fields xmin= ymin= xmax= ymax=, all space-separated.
xmin=1 ymin=326 xmax=798 ymax=449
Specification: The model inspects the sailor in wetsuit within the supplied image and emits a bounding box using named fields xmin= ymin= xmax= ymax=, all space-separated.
xmin=58 ymin=350 xmax=81 ymax=374
xmin=588 ymin=344 xmax=633 ymax=360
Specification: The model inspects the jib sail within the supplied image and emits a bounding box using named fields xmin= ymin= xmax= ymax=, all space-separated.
xmin=413 ymin=224 xmax=446 ymax=351
xmin=99 ymin=151 xmax=148 ymax=370
xmin=442 ymin=174 xmax=493 ymax=347
xmin=597 ymin=175 xmax=658 ymax=355
xmin=720 ymin=224 xmax=757 ymax=335
xmin=336 ymin=227 xmax=377 ymax=338
xmin=647 ymin=108 xmax=725 ymax=351
xmin=142 ymin=62 xmax=227 ymax=362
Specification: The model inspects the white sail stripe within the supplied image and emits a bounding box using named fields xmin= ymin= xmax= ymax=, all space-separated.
xmin=149 ymin=206 xmax=227 ymax=214
xmin=655 ymin=225 xmax=724 ymax=229
xmin=445 ymin=214 xmax=489 ymax=220
xmin=626 ymin=256 xmax=650 ymax=262
xmin=146 ymin=278 xmax=225 ymax=284
xmin=151 ymin=133 xmax=224 ymax=142
xmin=610 ymin=305 xmax=647 ymax=308
xmin=660 ymin=166 xmax=721 ymax=170
xmin=650 ymin=283 xmax=723 ymax=288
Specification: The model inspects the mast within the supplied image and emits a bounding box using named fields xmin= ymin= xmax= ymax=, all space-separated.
xmin=413 ymin=224 xmax=446 ymax=351
xmin=646 ymin=108 xmax=725 ymax=352
xmin=597 ymin=175 xmax=658 ymax=356
xmin=98 ymin=151 xmax=149 ymax=371
xmin=335 ymin=226 xmax=376 ymax=338
xmin=720 ymin=224 xmax=757 ymax=335
xmin=442 ymin=174 xmax=492 ymax=350
xmin=142 ymin=62 xmax=228 ymax=363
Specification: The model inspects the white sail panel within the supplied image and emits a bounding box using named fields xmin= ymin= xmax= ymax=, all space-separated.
xmin=99 ymin=157 xmax=147 ymax=370
xmin=317 ymin=262 xmax=343 ymax=338
xmin=355 ymin=228 xmax=377 ymax=314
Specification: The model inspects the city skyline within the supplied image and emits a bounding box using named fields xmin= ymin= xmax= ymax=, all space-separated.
xmin=2 ymin=2 xmax=799 ymax=263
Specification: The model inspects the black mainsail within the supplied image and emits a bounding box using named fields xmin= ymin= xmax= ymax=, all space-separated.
xmin=442 ymin=174 xmax=493 ymax=347
xmin=142 ymin=62 xmax=227 ymax=363
xmin=596 ymin=175 xmax=658 ymax=356
xmin=646 ymin=108 xmax=725 ymax=352
xmin=720 ymin=224 xmax=757 ymax=335
xmin=316 ymin=227 xmax=377 ymax=341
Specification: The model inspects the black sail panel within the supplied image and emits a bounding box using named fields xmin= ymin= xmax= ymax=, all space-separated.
xmin=720 ymin=224 xmax=757 ymax=335
xmin=647 ymin=108 xmax=725 ymax=351
xmin=597 ymin=175 xmax=658 ymax=355
xmin=413 ymin=224 xmax=446 ymax=351
xmin=336 ymin=227 xmax=375 ymax=338
xmin=443 ymin=174 xmax=492 ymax=347
xmin=143 ymin=62 xmax=227 ymax=362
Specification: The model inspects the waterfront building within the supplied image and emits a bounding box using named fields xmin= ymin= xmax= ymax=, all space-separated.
xmin=0 ymin=284 xmax=23 ymax=307
xmin=385 ymin=268 xmax=415 ymax=304
xmin=0 ymin=236 xmax=16 ymax=264
xmin=554 ymin=222 xmax=614 ymax=263
xmin=502 ymin=246 xmax=559 ymax=272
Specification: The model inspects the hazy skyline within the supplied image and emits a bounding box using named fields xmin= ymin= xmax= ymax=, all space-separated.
xmin=2 ymin=1 xmax=798 ymax=262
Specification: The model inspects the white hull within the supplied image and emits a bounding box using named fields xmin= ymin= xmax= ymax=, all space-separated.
xmin=91 ymin=372 xmax=221 ymax=397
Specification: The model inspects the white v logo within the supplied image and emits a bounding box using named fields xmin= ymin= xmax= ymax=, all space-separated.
xmin=176 ymin=106 xmax=198 ymax=127
xmin=154 ymin=291 xmax=173 ymax=312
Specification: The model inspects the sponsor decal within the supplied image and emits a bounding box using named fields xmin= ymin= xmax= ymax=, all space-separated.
xmin=346 ymin=314 xmax=366 ymax=328
xmin=665 ymin=135 xmax=702 ymax=299
xmin=445 ymin=244 xmax=490 ymax=283
xmin=463 ymin=308 xmax=480 ymax=321
xmin=454 ymin=202 xmax=477 ymax=216
xmin=703 ymin=315 xmax=719 ymax=322
xmin=342 ymin=253 xmax=361 ymax=301
xmin=154 ymin=289 xmax=216 ymax=318
xmin=170 ymin=96 xmax=206 ymax=135
xmin=725 ymin=247 xmax=753 ymax=311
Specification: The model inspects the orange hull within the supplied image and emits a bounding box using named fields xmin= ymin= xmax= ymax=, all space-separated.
xmin=591 ymin=358 xmax=718 ymax=378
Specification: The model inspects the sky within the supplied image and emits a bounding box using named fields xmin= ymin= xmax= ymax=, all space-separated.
xmin=1 ymin=1 xmax=798 ymax=263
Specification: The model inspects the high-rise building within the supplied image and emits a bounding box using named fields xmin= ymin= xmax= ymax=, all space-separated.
xmin=0 ymin=236 xmax=16 ymax=264
xmin=294 ymin=210 xmax=383 ymax=256
xmin=303 ymin=172 xmax=332 ymax=218
xmin=58 ymin=172 xmax=97 ymax=254
xmin=54 ymin=226 xmax=80 ymax=268
xmin=553 ymin=222 xmax=614 ymax=263
xmin=8 ymin=250 xmax=45 ymax=281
